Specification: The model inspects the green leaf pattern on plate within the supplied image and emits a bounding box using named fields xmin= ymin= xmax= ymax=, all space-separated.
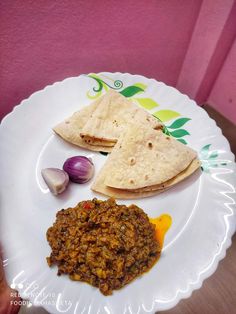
xmin=167 ymin=118 xmax=191 ymax=129
xmin=86 ymin=74 xmax=123 ymax=99
xmin=177 ymin=138 xmax=187 ymax=145
xmin=131 ymin=83 xmax=147 ymax=90
xmin=169 ymin=129 xmax=190 ymax=138
xmin=152 ymin=111 xmax=191 ymax=143
xmin=160 ymin=117 xmax=191 ymax=144
xmin=132 ymin=98 xmax=159 ymax=110
xmin=87 ymin=74 xmax=191 ymax=146
xmin=86 ymin=75 xmax=228 ymax=168
xmin=153 ymin=110 xmax=180 ymax=122
xmin=119 ymin=85 xmax=144 ymax=97
xmin=199 ymin=144 xmax=227 ymax=172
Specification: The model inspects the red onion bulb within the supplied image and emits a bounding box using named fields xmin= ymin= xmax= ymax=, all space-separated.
xmin=63 ymin=156 xmax=94 ymax=183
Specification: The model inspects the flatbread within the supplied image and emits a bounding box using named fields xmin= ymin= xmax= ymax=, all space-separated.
xmin=131 ymin=158 xmax=201 ymax=192
xmin=53 ymin=97 xmax=112 ymax=153
xmin=80 ymin=89 xmax=162 ymax=145
xmin=104 ymin=124 xmax=197 ymax=190
xmin=91 ymin=123 xmax=200 ymax=199
xmin=91 ymin=158 xmax=201 ymax=199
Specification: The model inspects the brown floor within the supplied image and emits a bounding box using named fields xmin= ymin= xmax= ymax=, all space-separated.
xmin=159 ymin=105 xmax=236 ymax=314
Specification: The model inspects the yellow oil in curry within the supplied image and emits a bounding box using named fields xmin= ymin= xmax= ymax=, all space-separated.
xmin=149 ymin=214 xmax=172 ymax=248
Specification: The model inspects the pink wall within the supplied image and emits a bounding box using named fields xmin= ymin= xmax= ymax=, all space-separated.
xmin=176 ymin=0 xmax=236 ymax=124
xmin=176 ymin=0 xmax=234 ymax=101
xmin=208 ymin=38 xmax=236 ymax=123
xmin=0 ymin=0 xmax=235 ymax=124
xmin=0 ymin=0 xmax=202 ymax=119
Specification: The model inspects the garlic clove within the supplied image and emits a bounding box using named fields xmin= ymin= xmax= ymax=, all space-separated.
xmin=41 ymin=168 xmax=69 ymax=195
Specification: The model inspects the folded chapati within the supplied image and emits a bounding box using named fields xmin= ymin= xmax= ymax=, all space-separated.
xmin=92 ymin=124 xmax=200 ymax=199
xmin=80 ymin=90 xmax=162 ymax=146
xmin=53 ymin=96 xmax=112 ymax=153
xmin=105 ymin=124 xmax=198 ymax=189
xmin=91 ymin=158 xmax=200 ymax=199
xmin=53 ymin=88 xmax=200 ymax=199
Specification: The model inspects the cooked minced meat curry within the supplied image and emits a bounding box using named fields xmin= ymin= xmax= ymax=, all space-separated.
xmin=46 ymin=198 xmax=161 ymax=295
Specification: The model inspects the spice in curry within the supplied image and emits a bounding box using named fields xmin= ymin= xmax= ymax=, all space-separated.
xmin=46 ymin=198 xmax=162 ymax=295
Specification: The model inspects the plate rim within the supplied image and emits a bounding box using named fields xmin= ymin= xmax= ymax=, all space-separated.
xmin=1 ymin=72 xmax=235 ymax=313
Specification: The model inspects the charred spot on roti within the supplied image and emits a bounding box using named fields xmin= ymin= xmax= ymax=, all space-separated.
xmin=93 ymin=158 xmax=200 ymax=198
xmin=129 ymin=157 xmax=136 ymax=165
xmin=112 ymin=120 xmax=119 ymax=127
xmin=102 ymin=124 xmax=198 ymax=192
xmin=53 ymin=91 xmax=162 ymax=151
xmin=54 ymin=91 xmax=200 ymax=197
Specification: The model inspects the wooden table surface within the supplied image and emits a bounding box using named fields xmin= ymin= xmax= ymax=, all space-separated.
xmin=19 ymin=105 xmax=236 ymax=314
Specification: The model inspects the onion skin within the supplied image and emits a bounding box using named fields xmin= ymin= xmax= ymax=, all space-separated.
xmin=41 ymin=168 xmax=69 ymax=195
xmin=63 ymin=156 xmax=94 ymax=183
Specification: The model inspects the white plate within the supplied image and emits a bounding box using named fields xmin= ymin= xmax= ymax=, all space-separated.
xmin=0 ymin=73 xmax=235 ymax=314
